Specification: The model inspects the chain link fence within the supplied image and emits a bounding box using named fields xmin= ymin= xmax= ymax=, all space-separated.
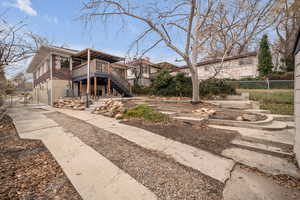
xmin=226 ymin=80 xmax=294 ymax=90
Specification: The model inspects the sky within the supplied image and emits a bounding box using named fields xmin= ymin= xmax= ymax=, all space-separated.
xmin=1 ymin=0 xmax=181 ymax=78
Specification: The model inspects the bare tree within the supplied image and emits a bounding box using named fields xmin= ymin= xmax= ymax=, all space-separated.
xmin=207 ymin=0 xmax=277 ymax=57
xmin=0 ymin=14 xmax=48 ymax=71
xmin=81 ymin=0 xmax=223 ymax=102
xmin=273 ymin=0 xmax=300 ymax=72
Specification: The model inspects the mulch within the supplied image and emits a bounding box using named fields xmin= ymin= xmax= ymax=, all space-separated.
xmin=122 ymin=120 xmax=238 ymax=155
xmin=0 ymin=115 xmax=82 ymax=200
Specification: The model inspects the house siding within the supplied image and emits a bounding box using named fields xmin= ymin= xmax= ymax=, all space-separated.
xmin=295 ymin=51 xmax=300 ymax=164
xmin=198 ymin=56 xmax=258 ymax=80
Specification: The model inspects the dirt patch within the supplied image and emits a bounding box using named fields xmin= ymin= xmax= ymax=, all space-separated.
xmin=46 ymin=112 xmax=224 ymax=200
xmin=211 ymin=110 xmax=267 ymax=121
xmin=126 ymin=99 xmax=267 ymax=122
xmin=0 ymin=115 xmax=82 ymax=200
xmin=122 ymin=120 xmax=238 ymax=155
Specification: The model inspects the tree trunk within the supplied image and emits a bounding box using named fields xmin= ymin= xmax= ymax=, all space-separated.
xmin=190 ymin=66 xmax=200 ymax=103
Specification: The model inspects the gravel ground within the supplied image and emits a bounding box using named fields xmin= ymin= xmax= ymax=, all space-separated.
xmin=0 ymin=115 xmax=82 ymax=200
xmin=122 ymin=120 xmax=238 ymax=155
xmin=46 ymin=112 xmax=224 ymax=200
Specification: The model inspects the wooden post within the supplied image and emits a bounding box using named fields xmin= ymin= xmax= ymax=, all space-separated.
xmin=94 ymin=77 xmax=97 ymax=99
xmin=108 ymin=78 xmax=111 ymax=95
xmin=86 ymin=49 xmax=91 ymax=107
xmin=79 ymin=81 xmax=82 ymax=97
xmin=87 ymin=49 xmax=90 ymax=95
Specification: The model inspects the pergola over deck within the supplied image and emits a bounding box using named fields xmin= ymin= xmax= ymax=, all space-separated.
xmin=71 ymin=48 xmax=129 ymax=100
xmin=73 ymin=48 xmax=124 ymax=65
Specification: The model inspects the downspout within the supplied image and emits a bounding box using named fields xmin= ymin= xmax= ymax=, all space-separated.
xmin=50 ymin=53 xmax=53 ymax=106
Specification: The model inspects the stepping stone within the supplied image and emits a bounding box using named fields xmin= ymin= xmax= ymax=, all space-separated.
xmin=231 ymin=139 xmax=292 ymax=155
xmin=21 ymin=126 xmax=157 ymax=200
xmin=223 ymin=165 xmax=300 ymax=200
xmin=209 ymin=125 xmax=294 ymax=145
xmin=222 ymin=148 xmax=300 ymax=178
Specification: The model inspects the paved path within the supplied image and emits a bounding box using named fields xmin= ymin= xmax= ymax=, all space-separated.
xmin=9 ymin=106 xmax=157 ymax=200
xmin=53 ymin=108 xmax=235 ymax=183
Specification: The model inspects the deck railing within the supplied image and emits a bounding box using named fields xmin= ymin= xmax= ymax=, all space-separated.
xmin=72 ymin=59 xmax=131 ymax=91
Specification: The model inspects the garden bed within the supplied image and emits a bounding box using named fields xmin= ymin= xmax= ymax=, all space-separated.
xmin=121 ymin=119 xmax=238 ymax=155
xmin=0 ymin=115 xmax=82 ymax=200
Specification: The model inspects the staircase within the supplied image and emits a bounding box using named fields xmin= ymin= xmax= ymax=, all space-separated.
xmin=110 ymin=70 xmax=133 ymax=97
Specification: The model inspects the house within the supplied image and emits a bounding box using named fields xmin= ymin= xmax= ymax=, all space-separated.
xmin=175 ymin=52 xmax=258 ymax=80
xmin=26 ymin=45 xmax=131 ymax=105
xmin=293 ymin=26 xmax=300 ymax=165
xmin=126 ymin=58 xmax=160 ymax=86
xmin=126 ymin=58 xmax=180 ymax=86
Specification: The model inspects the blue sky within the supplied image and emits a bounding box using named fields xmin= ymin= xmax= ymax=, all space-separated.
xmin=1 ymin=0 xmax=180 ymax=77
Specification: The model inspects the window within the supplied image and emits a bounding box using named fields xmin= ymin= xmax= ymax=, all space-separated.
xmin=54 ymin=56 xmax=61 ymax=70
xmin=239 ymin=58 xmax=253 ymax=65
xmin=142 ymin=66 xmax=148 ymax=74
xmin=61 ymin=57 xmax=70 ymax=69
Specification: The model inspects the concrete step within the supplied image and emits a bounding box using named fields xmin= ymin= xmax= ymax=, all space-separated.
xmin=209 ymin=125 xmax=294 ymax=145
xmin=210 ymin=120 xmax=287 ymax=131
xmin=231 ymin=139 xmax=293 ymax=156
xmin=222 ymin=147 xmax=300 ymax=178
xmin=245 ymin=109 xmax=271 ymax=114
xmin=267 ymin=114 xmax=294 ymax=122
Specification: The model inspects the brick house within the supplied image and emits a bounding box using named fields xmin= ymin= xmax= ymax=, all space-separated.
xmin=27 ymin=45 xmax=131 ymax=105
xmin=175 ymin=52 xmax=258 ymax=80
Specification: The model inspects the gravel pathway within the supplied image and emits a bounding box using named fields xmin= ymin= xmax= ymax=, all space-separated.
xmin=46 ymin=112 xmax=224 ymax=200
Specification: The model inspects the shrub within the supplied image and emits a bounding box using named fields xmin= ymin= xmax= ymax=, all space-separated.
xmin=133 ymin=70 xmax=236 ymax=98
xmin=199 ymin=79 xmax=236 ymax=97
xmin=267 ymin=72 xmax=294 ymax=80
xmin=132 ymin=84 xmax=151 ymax=95
xmin=123 ymin=104 xmax=169 ymax=122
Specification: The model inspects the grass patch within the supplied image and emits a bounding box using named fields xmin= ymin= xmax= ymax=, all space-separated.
xmin=238 ymin=89 xmax=294 ymax=115
xmin=124 ymin=105 xmax=169 ymax=122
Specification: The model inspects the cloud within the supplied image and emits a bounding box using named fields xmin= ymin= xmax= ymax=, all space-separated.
xmin=3 ymin=0 xmax=37 ymax=16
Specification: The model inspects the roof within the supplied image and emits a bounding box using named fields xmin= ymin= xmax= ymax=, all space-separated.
xmin=74 ymin=48 xmax=124 ymax=63
xmin=154 ymin=62 xmax=180 ymax=70
xmin=126 ymin=58 xmax=156 ymax=67
xmin=179 ymin=51 xmax=257 ymax=69
xmin=26 ymin=46 xmax=124 ymax=73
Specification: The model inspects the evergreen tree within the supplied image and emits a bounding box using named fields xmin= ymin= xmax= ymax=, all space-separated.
xmin=258 ymin=34 xmax=274 ymax=77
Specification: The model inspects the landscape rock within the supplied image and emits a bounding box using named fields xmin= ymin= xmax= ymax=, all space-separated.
xmin=236 ymin=116 xmax=243 ymax=121
xmin=242 ymin=114 xmax=257 ymax=122
xmin=53 ymin=98 xmax=85 ymax=110
xmin=92 ymin=99 xmax=125 ymax=119
xmin=192 ymin=108 xmax=216 ymax=119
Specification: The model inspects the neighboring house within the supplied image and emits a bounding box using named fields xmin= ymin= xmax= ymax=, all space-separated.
xmin=126 ymin=58 xmax=180 ymax=86
xmin=175 ymin=52 xmax=258 ymax=80
xmin=26 ymin=45 xmax=131 ymax=105
xmin=294 ymin=26 xmax=300 ymax=165
xmin=126 ymin=58 xmax=160 ymax=86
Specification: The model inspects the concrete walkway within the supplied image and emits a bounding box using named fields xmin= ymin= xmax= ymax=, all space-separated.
xmin=9 ymin=106 xmax=157 ymax=200
xmin=223 ymin=165 xmax=300 ymax=200
xmin=51 ymin=108 xmax=235 ymax=183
